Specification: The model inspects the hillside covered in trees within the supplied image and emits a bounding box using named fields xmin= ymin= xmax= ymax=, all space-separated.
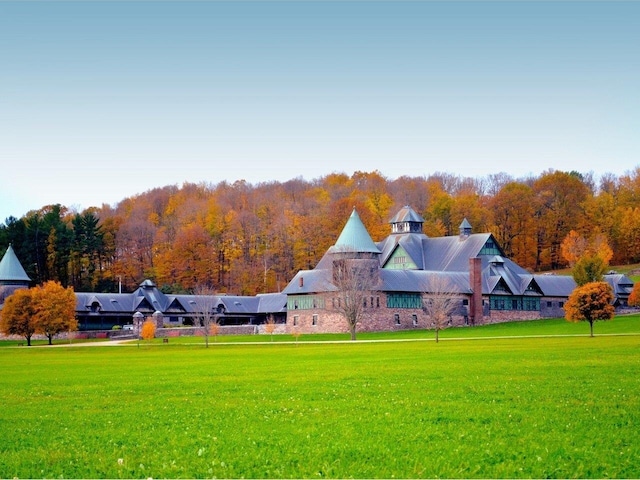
xmin=2 ymin=169 xmax=639 ymax=296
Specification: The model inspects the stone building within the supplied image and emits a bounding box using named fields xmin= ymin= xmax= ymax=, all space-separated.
xmin=282 ymin=205 xmax=630 ymax=334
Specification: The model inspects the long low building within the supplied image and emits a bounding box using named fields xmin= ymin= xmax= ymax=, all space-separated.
xmin=74 ymin=279 xmax=287 ymax=330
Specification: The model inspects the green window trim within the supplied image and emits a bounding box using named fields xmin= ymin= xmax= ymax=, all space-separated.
xmin=387 ymin=293 xmax=423 ymax=309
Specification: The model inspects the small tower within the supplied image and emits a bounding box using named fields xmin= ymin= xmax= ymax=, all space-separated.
xmin=459 ymin=218 xmax=472 ymax=238
xmin=389 ymin=206 xmax=424 ymax=234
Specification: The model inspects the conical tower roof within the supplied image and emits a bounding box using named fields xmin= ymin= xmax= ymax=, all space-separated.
xmin=330 ymin=209 xmax=380 ymax=254
xmin=0 ymin=245 xmax=31 ymax=284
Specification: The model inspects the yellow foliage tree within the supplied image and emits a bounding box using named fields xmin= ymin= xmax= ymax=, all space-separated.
xmin=141 ymin=319 xmax=156 ymax=341
xmin=564 ymin=281 xmax=614 ymax=337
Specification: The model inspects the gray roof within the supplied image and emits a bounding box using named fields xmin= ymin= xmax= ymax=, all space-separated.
xmin=283 ymin=270 xmax=334 ymax=295
xmin=380 ymin=269 xmax=471 ymax=294
xmin=329 ymin=209 xmax=381 ymax=255
xmin=75 ymin=292 xmax=136 ymax=313
xmin=0 ymin=245 xmax=31 ymax=283
xmin=603 ymin=274 xmax=634 ymax=297
xmin=531 ymin=274 xmax=577 ymax=297
xmin=257 ymin=293 xmax=287 ymax=313
xmin=389 ymin=206 xmax=424 ymax=224
xmin=459 ymin=218 xmax=472 ymax=230
xmin=378 ymin=232 xmax=504 ymax=272
xmin=75 ymin=280 xmax=286 ymax=316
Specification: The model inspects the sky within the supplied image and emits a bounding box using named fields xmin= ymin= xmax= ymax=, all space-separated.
xmin=1 ymin=1 xmax=639 ymax=222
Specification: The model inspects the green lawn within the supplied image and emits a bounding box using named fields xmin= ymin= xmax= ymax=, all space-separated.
xmin=1 ymin=316 xmax=639 ymax=478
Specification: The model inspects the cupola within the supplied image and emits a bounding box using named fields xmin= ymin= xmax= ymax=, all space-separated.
xmin=389 ymin=206 xmax=424 ymax=234
xmin=459 ymin=218 xmax=472 ymax=238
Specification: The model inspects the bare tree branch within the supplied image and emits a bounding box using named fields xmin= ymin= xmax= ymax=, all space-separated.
xmin=330 ymin=249 xmax=380 ymax=340
xmin=421 ymin=275 xmax=462 ymax=343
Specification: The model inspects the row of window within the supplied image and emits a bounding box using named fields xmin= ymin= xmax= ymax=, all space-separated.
xmin=291 ymin=294 xmax=557 ymax=314
xmin=489 ymin=296 xmax=540 ymax=311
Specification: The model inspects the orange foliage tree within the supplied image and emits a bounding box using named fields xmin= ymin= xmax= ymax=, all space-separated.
xmin=32 ymin=281 xmax=77 ymax=345
xmin=628 ymin=282 xmax=640 ymax=307
xmin=564 ymin=282 xmax=615 ymax=337
xmin=0 ymin=288 xmax=38 ymax=346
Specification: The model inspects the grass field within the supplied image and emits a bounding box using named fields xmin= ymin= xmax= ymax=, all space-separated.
xmin=1 ymin=316 xmax=639 ymax=478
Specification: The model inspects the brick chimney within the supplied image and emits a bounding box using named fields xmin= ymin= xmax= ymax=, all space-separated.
xmin=469 ymin=257 xmax=483 ymax=325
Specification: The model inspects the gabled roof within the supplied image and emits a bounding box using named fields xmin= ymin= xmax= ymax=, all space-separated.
xmin=532 ymin=274 xmax=577 ymax=297
xmin=329 ymin=209 xmax=381 ymax=255
xmin=378 ymin=233 xmax=429 ymax=269
xmin=422 ymin=234 xmax=494 ymax=271
xmin=0 ymin=245 xmax=31 ymax=283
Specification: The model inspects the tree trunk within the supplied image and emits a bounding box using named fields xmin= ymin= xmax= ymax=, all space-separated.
xmin=435 ymin=328 xmax=439 ymax=343
xmin=589 ymin=320 xmax=594 ymax=337
xmin=349 ymin=325 xmax=357 ymax=341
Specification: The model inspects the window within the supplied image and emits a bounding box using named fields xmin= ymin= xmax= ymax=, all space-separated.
xmin=312 ymin=314 xmax=318 ymax=326
xmin=559 ymin=302 xmax=564 ymax=308
xmin=287 ymin=295 xmax=325 ymax=310
xmin=293 ymin=315 xmax=299 ymax=326
xmin=376 ymin=297 xmax=380 ymax=308
xmin=547 ymin=301 xmax=552 ymax=308
xmin=412 ymin=314 xmax=418 ymax=327
xmin=394 ymin=314 xmax=400 ymax=325
xmin=462 ymin=299 xmax=469 ymax=306
xmin=387 ymin=293 xmax=422 ymax=309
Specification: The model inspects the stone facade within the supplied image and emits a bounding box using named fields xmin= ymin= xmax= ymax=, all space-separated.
xmin=285 ymin=292 xmax=474 ymax=334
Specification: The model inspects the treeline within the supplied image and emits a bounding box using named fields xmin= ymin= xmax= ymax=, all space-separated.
xmin=1 ymin=169 xmax=640 ymax=295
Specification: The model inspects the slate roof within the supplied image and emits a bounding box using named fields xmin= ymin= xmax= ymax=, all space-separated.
xmin=0 ymin=245 xmax=31 ymax=283
xmin=380 ymin=269 xmax=471 ymax=294
xmin=530 ymin=274 xmax=577 ymax=297
xmin=75 ymin=280 xmax=287 ymax=317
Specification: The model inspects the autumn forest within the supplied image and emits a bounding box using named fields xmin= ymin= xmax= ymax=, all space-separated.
xmin=1 ymin=168 xmax=640 ymax=296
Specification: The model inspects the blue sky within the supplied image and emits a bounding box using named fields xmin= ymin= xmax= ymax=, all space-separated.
xmin=1 ymin=1 xmax=639 ymax=222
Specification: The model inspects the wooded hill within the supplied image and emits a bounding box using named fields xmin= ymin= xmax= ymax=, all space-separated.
xmin=2 ymin=168 xmax=639 ymax=295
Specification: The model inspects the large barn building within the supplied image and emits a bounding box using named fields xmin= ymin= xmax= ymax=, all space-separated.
xmin=281 ymin=205 xmax=632 ymax=334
